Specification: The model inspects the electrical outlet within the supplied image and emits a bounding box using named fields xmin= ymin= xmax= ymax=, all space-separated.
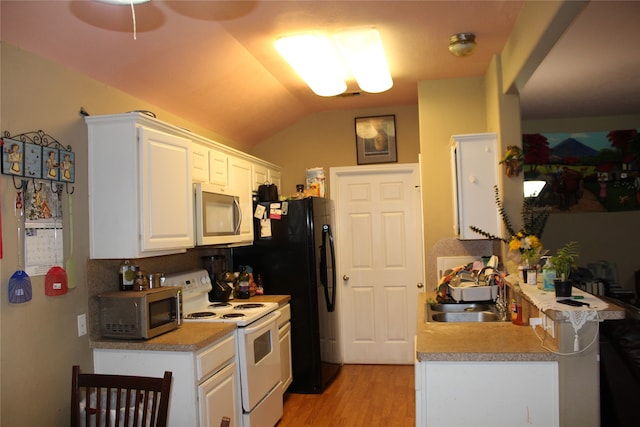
xmin=529 ymin=317 xmax=543 ymax=328
xmin=77 ymin=313 xmax=87 ymax=337
xmin=544 ymin=315 xmax=555 ymax=338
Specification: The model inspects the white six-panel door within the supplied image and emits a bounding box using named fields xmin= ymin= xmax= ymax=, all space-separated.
xmin=331 ymin=164 xmax=424 ymax=364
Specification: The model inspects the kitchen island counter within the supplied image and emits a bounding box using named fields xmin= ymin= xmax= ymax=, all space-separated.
xmin=415 ymin=293 xmax=556 ymax=362
xmin=415 ymin=286 xmax=625 ymax=427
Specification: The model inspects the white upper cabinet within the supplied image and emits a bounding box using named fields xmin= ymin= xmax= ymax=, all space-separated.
xmin=208 ymin=149 xmax=229 ymax=189
xmin=253 ymin=163 xmax=282 ymax=195
xmin=450 ymin=133 xmax=501 ymax=240
xmin=86 ymin=113 xmax=194 ymax=258
xmin=191 ymin=142 xmax=209 ymax=183
xmin=228 ymin=156 xmax=254 ymax=242
xmin=268 ymin=168 xmax=282 ymax=194
xmin=253 ymin=163 xmax=268 ymax=191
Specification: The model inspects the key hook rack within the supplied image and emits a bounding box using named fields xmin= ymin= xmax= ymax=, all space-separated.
xmin=1 ymin=129 xmax=75 ymax=195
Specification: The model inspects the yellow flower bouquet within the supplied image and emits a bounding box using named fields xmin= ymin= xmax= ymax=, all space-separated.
xmin=508 ymin=232 xmax=544 ymax=267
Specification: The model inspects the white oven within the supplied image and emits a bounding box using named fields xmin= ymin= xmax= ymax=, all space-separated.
xmin=163 ymin=270 xmax=283 ymax=427
xmin=237 ymin=310 xmax=282 ymax=427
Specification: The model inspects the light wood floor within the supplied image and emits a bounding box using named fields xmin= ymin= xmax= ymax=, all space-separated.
xmin=277 ymin=364 xmax=415 ymax=427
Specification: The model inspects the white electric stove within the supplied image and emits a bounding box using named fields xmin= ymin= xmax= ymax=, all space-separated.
xmin=162 ymin=269 xmax=278 ymax=326
xmin=163 ymin=269 xmax=283 ymax=427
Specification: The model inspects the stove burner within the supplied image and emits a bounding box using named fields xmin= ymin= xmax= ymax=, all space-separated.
xmin=222 ymin=313 xmax=245 ymax=319
xmin=234 ymin=303 xmax=264 ymax=310
xmin=187 ymin=312 xmax=216 ymax=318
xmin=209 ymin=302 xmax=231 ymax=308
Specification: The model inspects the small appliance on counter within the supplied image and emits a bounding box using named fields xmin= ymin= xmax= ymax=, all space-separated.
xmin=97 ymin=287 xmax=182 ymax=339
xmin=203 ymin=255 xmax=234 ymax=302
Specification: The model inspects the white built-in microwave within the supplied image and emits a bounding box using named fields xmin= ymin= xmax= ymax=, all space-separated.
xmin=194 ymin=183 xmax=248 ymax=246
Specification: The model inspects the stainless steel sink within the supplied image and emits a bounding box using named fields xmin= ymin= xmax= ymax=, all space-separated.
xmin=426 ymin=302 xmax=504 ymax=323
xmin=429 ymin=303 xmax=493 ymax=312
xmin=430 ymin=311 xmax=500 ymax=323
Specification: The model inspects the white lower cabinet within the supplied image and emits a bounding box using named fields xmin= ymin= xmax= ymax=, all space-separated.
xmin=199 ymin=362 xmax=238 ymax=427
xmin=277 ymin=304 xmax=292 ymax=395
xmin=415 ymin=360 xmax=559 ymax=426
xmin=93 ymin=333 xmax=240 ymax=427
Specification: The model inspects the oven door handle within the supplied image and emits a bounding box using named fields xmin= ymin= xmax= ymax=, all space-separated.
xmin=242 ymin=310 xmax=281 ymax=334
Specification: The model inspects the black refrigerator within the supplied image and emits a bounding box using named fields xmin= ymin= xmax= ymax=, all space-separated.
xmin=233 ymin=197 xmax=342 ymax=394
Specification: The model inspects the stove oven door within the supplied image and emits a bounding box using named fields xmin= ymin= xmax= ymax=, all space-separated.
xmin=237 ymin=310 xmax=282 ymax=412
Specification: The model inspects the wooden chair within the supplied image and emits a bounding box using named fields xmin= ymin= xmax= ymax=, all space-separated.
xmin=71 ymin=365 xmax=172 ymax=427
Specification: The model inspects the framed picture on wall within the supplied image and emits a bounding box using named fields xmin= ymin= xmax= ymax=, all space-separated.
xmin=354 ymin=114 xmax=397 ymax=164
xmin=42 ymin=147 xmax=59 ymax=181
xmin=1 ymin=138 xmax=24 ymax=176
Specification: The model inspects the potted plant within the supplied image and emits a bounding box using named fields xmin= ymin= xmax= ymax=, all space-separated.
xmin=550 ymin=241 xmax=579 ymax=297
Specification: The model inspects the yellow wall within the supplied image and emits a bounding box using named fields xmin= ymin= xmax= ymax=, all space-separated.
xmin=418 ymin=77 xmax=487 ymax=253
xmin=250 ymin=105 xmax=420 ymax=198
xmin=0 ymin=42 xmax=238 ymax=426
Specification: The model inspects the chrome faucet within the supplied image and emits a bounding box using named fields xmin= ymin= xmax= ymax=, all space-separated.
xmin=477 ymin=266 xmax=508 ymax=321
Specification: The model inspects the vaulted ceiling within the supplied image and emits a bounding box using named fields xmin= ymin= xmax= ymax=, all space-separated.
xmin=2 ymin=1 xmax=639 ymax=150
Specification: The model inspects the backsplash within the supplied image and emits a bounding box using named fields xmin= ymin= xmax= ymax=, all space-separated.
xmin=86 ymin=247 xmax=230 ymax=339
xmin=426 ymin=238 xmax=500 ymax=292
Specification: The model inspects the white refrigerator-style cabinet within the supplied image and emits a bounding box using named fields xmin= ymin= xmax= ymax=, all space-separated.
xmin=450 ymin=132 xmax=501 ymax=240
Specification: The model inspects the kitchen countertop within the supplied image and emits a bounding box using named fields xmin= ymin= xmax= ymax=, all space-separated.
xmin=416 ymin=293 xmax=557 ymax=362
xmin=91 ymin=294 xmax=290 ymax=352
xmin=416 ymin=282 xmax=625 ymax=362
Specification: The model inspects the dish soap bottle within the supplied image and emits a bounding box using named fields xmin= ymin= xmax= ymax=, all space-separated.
xmin=237 ymin=267 xmax=250 ymax=299
xmin=542 ymin=256 xmax=556 ymax=292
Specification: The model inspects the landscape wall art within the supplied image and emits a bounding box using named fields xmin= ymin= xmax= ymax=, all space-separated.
xmin=523 ymin=129 xmax=640 ymax=213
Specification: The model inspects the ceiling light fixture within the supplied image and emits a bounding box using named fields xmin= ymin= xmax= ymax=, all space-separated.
xmin=334 ymin=28 xmax=393 ymax=94
xmin=275 ymin=34 xmax=348 ymax=97
xmin=449 ymin=32 xmax=477 ymax=57
xmin=275 ymin=28 xmax=392 ymax=97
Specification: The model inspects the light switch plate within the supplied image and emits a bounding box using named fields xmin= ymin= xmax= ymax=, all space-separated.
xmin=77 ymin=313 xmax=87 ymax=337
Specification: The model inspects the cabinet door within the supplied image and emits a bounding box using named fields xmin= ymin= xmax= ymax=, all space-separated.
xmin=279 ymin=322 xmax=293 ymax=394
xmin=228 ymin=156 xmax=254 ymax=241
xmin=253 ymin=163 xmax=268 ymax=192
xmin=209 ymin=149 xmax=229 ymax=187
xmin=198 ymin=362 xmax=240 ymax=427
xmin=451 ymin=133 xmax=500 ymax=240
xmin=268 ymin=168 xmax=282 ymax=194
xmin=192 ymin=142 xmax=209 ymax=183
xmin=139 ymin=126 xmax=193 ymax=251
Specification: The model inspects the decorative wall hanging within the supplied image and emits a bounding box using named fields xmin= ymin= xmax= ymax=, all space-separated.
xmin=1 ymin=129 xmax=75 ymax=194
xmin=355 ymin=114 xmax=398 ymax=165
xmin=522 ymin=129 xmax=640 ymax=212
xmin=1 ymin=129 xmax=74 ymax=284
xmin=500 ymin=145 xmax=524 ymax=177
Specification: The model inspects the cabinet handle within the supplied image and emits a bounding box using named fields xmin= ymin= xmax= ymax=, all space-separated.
xmin=343 ymin=275 xmax=349 ymax=282
xmin=417 ymin=282 xmax=424 ymax=289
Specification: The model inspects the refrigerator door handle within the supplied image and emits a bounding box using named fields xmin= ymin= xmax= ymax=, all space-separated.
xmin=321 ymin=224 xmax=337 ymax=312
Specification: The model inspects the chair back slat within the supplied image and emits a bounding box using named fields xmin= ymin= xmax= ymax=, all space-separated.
xmin=71 ymin=365 xmax=172 ymax=427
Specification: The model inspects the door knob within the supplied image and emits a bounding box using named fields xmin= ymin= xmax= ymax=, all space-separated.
xmin=343 ymin=275 xmax=349 ymax=281
xmin=417 ymin=282 xmax=424 ymax=289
